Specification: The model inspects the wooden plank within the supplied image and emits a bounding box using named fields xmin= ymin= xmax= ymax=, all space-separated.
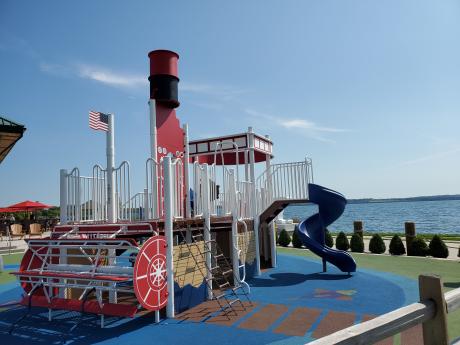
xmin=238 ymin=304 xmax=288 ymax=331
xmin=273 ymin=307 xmax=321 ymax=336
xmin=418 ymin=274 xmax=449 ymax=345
xmin=361 ymin=315 xmax=394 ymax=345
xmin=308 ymin=301 xmax=435 ymax=345
xmin=445 ymin=287 xmax=460 ymax=313
xmin=312 ymin=310 xmax=356 ymax=339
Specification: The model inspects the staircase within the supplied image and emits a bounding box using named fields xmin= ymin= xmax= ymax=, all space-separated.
xmin=256 ymin=159 xmax=314 ymax=225
xmin=178 ymin=227 xmax=252 ymax=318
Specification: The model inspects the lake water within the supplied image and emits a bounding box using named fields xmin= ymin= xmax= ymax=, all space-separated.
xmin=283 ymin=199 xmax=460 ymax=234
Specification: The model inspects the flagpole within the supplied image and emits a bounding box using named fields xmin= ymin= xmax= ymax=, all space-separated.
xmin=107 ymin=113 xmax=116 ymax=223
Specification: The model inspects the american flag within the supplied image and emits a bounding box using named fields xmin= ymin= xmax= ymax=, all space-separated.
xmin=89 ymin=111 xmax=109 ymax=131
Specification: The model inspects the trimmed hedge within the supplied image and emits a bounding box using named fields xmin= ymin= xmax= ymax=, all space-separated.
xmin=369 ymin=234 xmax=386 ymax=254
xmin=389 ymin=235 xmax=406 ymax=255
xmin=278 ymin=229 xmax=291 ymax=247
xmin=429 ymin=235 xmax=449 ymax=258
xmin=335 ymin=231 xmax=350 ymax=251
xmin=325 ymin=229 xmax=334 ymax=248
xmin=292 ymin=229 xmax=303 ymax=249
xmin=410 ymin=236 xmax=429 ymax=257
xmin=350 ymin=233 xmax=364 ymax=253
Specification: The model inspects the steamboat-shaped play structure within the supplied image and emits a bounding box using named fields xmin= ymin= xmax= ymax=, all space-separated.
xmin=11 ymin=50 xmax=356 ymax=328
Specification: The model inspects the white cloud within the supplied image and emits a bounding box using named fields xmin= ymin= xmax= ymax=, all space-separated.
xmin=245 ymin=109 xmax=348 ymax=142
xmin=76 ymin=64 xmax=147 ymax=88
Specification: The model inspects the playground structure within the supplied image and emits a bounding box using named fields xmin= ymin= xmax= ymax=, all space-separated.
xmin=10 ymin=50 xmax=355 ymax=328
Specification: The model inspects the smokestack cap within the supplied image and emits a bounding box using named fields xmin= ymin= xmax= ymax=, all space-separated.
xmin=148 ymin=50 xmax=179 ymax=78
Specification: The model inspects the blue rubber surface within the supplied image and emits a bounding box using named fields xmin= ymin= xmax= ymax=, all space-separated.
xmin=297 ymin=183 xmax=357 ymax=272
xmin=0 ymin=253 xmax=417 ymax=344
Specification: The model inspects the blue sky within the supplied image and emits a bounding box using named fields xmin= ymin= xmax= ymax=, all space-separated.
xmin=0 ymin=0 xmax=459 ymax=205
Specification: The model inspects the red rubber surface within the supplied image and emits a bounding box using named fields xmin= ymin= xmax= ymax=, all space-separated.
xmin=133 ymin=236 xmax=168 ymax=311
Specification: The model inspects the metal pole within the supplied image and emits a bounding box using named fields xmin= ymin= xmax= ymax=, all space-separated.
xmin=149 ymin=99 xmax=158 ymax=160
xmin=202 ymin=164 xmax=212 ymax=299
xmin=230 ymin=170 xmax=240 ymax=284
xmin=183 ymin=124 xmax=191 ymax=218
xmin=163 ymin=156 xmax=175 ymax=318
xmin=59 ymin=169 xmax=68 ymax=225
xmin=143 ymin=188 xmax=149 ymax=220
xmin=265 ymin=149 xmax=276 ymax=268
xmin=107 ymin=114 xmax=116 ymax=223
xmin=248 ymin=127 xmax=261 ymax=276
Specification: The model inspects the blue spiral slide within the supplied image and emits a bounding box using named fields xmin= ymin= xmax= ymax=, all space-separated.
xmin=296 ymin=183 xmax=357 ymax=273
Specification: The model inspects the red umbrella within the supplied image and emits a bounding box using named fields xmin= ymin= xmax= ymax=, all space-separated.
xmin=0 ymin=207 xmax=15 ymax=213
xmin=7 ymin=200 xmax=53 ymax=212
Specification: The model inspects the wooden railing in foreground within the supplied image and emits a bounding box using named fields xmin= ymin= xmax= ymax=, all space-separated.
xmin=309 ymin=274 xmax=460 ymax=345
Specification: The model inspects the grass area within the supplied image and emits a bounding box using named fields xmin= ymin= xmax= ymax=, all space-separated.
xmin=0 ymin=253 xmax=23 ymax=285
xmin=278 ymin=246 xmax=460 ymax=342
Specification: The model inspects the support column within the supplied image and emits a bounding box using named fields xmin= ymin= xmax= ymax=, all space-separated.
xmin=59 ymin=169 xmax=68 ymax=225
xmin=202 ymin=164 xmax=213 ymax=299
xmin=248 ymin=127 xmax=261 ymax=276
xmin=183 ymin=123 xmax=191 ymax=218
xmin=229 ymin=170 xmax=240 ymax=284
xmin=164 ymin=156 xmax=175 ymax=318
xmin=106 ymin=114 xmax=116 ymax=223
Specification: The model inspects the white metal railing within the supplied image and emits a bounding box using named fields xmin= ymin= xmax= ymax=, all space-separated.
xmin=92 ymin=164 xmax=107 ymax=221
xmin=122 ymin=192 xmax=149 ymax=221
xmin=64 ymin=167 xmax=100 ymax=223
xmin=256 ymin=158 xmax=313 ymax=214
xmin=114 ymin=161 xmax=131 ymax=221
xmin=146 ymin=157 xmax=162 ymax=219
xmin=310 ymin=275 xmax=460 ymax=345
xmin=172 ymin=158 xmax=185 ymax=218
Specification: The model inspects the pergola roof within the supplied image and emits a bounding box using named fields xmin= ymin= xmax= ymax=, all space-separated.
xmin=0 ymin=116 xmax=26 ymax=164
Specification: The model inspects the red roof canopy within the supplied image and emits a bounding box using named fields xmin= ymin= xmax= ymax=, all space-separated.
xmin=0 ymin=207 xmax=14 ymax=213
xmin=7 ymin=200 xmax=52 ymax=212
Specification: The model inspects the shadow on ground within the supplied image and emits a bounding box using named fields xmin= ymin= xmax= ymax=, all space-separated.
xmin=249 ymin=272 xmax=352 ymax=287
xmin=0 ymin=305 xmax=157 ymax=345
xmin=444 ymin=281 xmax=460 ymax=289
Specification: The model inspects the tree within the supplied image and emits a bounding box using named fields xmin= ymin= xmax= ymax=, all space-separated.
xmin=350 ymin=233 xmax=364 ymax=253
xmin=410 ymin=236 xmax=429 ymax=257
xmin=369 ymin=234 xmax=386 ymax=254
xmin=325 ymin=229 xmax=334 ymax=248
xmin=335 ymin=232 xmax=350 ymax=251
xmin=389 ymin=235 xmax=406 ymax=255
xmin=292 ymin=229 xmax=303 ymax=248
xmin=429 ymin=235 xmax=449 ymax=258
xmin=277 ymin=229 xmax=291 ymax=247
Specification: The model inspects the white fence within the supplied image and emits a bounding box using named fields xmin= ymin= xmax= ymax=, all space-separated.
xmin=256 ymin=158 xmax=313 ymax=214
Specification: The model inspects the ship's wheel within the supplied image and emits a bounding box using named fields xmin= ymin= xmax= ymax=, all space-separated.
xmin=133 ymin=236 xmax=168 ymax=311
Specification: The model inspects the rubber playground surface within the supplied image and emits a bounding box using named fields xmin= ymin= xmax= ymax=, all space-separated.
xmin=0 ymin=253 xmax=421 ymax=345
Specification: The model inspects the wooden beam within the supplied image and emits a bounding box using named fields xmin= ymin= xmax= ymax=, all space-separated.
xmin=419 ymin=274 xmax=449 ymax=345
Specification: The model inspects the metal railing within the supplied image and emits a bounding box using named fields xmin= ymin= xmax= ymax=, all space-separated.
xmin=256 ymin=158 xmax=313 ymax=214
xmin=114 ymin=161 xmax=131 ymax=221
xmin=309 ymin=275 xmax=460 ymax=345
xmin=146 ymin=157 xmax=163 ymax=219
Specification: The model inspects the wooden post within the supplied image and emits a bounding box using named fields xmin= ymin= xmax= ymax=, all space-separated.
xmin=419 ymin=274 xmax=449 ymax=345
xmin=353 ymin=221 xmax=363 ymax=238
xmin=405 ymin=222 xmax=416 ymax=256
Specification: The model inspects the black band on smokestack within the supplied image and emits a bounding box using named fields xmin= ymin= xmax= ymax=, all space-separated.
xmin=148 ymin=74 xmax=179 ymax=108
xmin=148 ymin=50 xmax=180 ymax=109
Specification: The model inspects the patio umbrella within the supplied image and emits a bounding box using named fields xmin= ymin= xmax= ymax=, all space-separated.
xmin=7 ymin=200 xmax=52 ymax=212
xmin=0 ymin=207 xmax=14 ymax=213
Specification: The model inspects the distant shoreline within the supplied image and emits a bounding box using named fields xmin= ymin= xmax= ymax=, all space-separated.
xmin=287 ymin=194 xmax=460 ymax=205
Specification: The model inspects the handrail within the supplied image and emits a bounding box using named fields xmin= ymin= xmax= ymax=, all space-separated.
xmin=309 ymin=276 xmax=460 ymax=345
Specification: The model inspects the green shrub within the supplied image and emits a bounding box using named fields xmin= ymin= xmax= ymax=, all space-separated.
xmin=429 ymin=235 xmax=449 ymax=258
xmin=389 ymin=235 xmax=406 ymax=255
xmin=350 ymin=233 xmax=364 ymax=253
xmin=277 ymin=229 xmax=291 ymax=247
xmin=292 ymin=229 xmax=303 ymax=249
xmin=410 ymin=236 xmax=429 ymax=257
xmin=335 ymin=231 xmax=350 ymax=251
xmin=369 ymin=234 xmax=386 ymax=254
xmin=325 ymin=229 xmax=334 ymax=248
